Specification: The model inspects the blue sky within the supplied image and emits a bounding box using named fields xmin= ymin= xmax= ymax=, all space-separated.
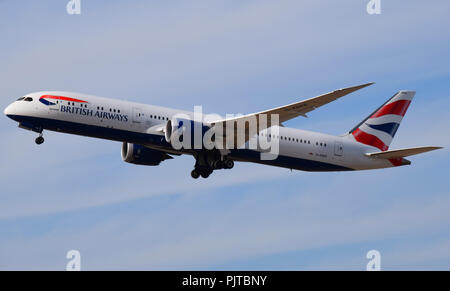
xmin=1 ymin=0 xmax=450 ymax=270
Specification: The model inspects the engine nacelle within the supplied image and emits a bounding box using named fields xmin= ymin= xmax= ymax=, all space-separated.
xmin=165 ymin=118 xmax=213 ymax=150
xmin=121 ymin=142 xmax=172 ymax=166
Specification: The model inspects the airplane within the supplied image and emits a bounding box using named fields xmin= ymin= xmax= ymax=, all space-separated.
xmin=4 ymin=82 xmax=442 ymax=179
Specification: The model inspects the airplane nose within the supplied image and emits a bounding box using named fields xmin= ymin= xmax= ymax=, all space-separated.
xmin=4 ymin=104 xmax=13 ymax=118
xmin=4 ymin=104 xmax=10 ymax=115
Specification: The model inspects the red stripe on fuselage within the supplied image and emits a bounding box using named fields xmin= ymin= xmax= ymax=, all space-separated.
xmin=352 ymin=128 xmax=388 ymax=151
xmin=40 ymin=95 xmax=88 ymax=103
xmin=371 ymin=100 xmax=411 ymax=118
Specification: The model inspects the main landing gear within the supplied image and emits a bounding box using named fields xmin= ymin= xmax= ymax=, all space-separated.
xmin=190 ymin=152 xmax=234 ymax=179
xmin=191 ymin=169 xmax=201 ymax=179
xmin=35 ymin=133 xmax=44 ymax=145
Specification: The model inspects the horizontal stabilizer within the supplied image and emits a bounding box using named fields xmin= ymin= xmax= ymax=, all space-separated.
xmin=365 ymin=146 xmax=442 ymax=159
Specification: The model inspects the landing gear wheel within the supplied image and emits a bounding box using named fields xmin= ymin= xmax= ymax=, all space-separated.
xmin=225 ymin=159 xmax=234 ymax=169
xmin=212 ymin=160 xmax=221 ymax=169
xmin=191 ymin=170 xmax=200 ymax=179
xmin=200 ymin=171 xmax=210 ymax=179
xmin=35 ymin=136 xmax=44 ymax=145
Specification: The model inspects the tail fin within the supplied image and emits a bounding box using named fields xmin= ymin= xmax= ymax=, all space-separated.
xmin=348 ymin=90 xmax=415 ymax=151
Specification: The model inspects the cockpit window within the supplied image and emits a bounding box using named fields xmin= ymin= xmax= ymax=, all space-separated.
xmin=16 ymin=97 xmax=25 ymax=101
xmin=24 ymin=97 xmax=33 ymax=102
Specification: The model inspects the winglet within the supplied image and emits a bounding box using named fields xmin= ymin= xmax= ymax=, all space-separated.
xmin=337 ymin=82 xmax=375 ymax=94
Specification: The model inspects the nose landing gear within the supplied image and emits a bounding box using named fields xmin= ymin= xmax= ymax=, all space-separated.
xmin=35 ymin=133 xmax=44 ymax=145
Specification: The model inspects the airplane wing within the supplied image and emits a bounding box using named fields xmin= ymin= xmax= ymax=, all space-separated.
xmin=209 ymin=82 xmax=374 ymax=148
xmin=365 ymin=146 xmax=442 ymax=159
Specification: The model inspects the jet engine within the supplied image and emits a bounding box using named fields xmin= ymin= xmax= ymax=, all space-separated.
xmin=121 ymin=142 xmax=172 ymax=166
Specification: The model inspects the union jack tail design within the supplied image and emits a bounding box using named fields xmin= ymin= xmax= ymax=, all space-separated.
xmin=348 ymin=91 xmax=415 ymax=151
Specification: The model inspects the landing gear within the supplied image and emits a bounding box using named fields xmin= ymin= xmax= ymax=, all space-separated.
xmin=190 ymin=151 xmax=234 ymax=179
xmin=200 ymin=170 xmax=211 ymax=179
xmin=191 ymin=169 xmax=200 ymax=179
xmin=191 ymin=167 xmax=212 ymax=179
xmin=211 ymin=159 xmax=234 ymax=169
xmin=35 ymin=135 xmax=44 ymax=145
xmin=224 ymin=159 xmax=234 ymax=169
